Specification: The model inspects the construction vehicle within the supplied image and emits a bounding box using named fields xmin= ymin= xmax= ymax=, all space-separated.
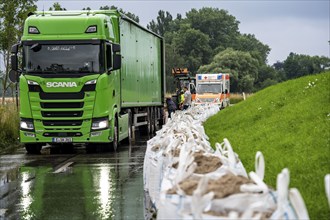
xmin=9 ymin=10 xmax=165 ymax=154
xmin=171 ymin=68 xmax=196 ymax=108
xmin=194 ymin=73 xmax=230 ymax=108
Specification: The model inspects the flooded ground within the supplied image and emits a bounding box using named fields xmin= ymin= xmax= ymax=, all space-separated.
xmin=0 ymin=137 xmax=151 ymax=220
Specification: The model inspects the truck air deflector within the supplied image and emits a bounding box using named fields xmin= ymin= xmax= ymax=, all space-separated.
xmin=22 ymin=39 xmax=102 ymax=46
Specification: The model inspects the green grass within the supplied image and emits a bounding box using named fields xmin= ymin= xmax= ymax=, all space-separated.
xmin=0 ymin=104 xmax=20 ymax=153
xmin=230 ymin=93 xmax=253 ymax=104
xmin=204 ymin=72 xmax=330 ymax=219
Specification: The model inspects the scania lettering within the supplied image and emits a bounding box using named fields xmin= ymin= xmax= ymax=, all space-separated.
xmin=46 ymin=82 xmax=78 ymax=88
xmin=10 ymin=10 xmax=165 ymax=154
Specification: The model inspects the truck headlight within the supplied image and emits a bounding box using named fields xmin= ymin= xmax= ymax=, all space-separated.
xmin=20 ymin=119 xmax=34 ymax=131
xmin=27 ymin=80 xmax=39 ymax=85
xmin=85 ymin=79 xmax=97 ymax=85
xmin=91 ymin=118 xmax=109 ymax=130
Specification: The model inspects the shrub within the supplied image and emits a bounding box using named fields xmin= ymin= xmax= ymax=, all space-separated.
xmin=0 ymin=104 xmax=20 ymax=151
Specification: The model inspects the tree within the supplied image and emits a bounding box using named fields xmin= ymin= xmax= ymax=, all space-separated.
xmin=49 ymin=2 xmax=66 ymax=11
xmin=283 ymin=53 xmax=330 ymax=79
xmin=0 ymin=0 xmax=37 ymax=104
xmin=234 ymin=34 xmax=270 ymax=65
xmin=172 ymin=24 xmax=212 ymax=73
xmin=255 ymin=65 xmax=285 ymax=90
xmin=146 ymin=7 xmax=272 ymax=93
xmin=147 ymin=10 xmax=173 ymax=36
xmin=198 ymin=48 xmax=259 ymax=92
xmin=99 ymin=5 xmax=139 ymax=23
xmin=165 ymin=43 xmax=185 ymax=92
xmin=186 ymin=7 xmax=240 ymax=51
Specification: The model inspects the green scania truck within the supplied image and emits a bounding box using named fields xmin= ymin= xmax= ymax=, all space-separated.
xmin=9 ymin=10 xmax=165 ymax=153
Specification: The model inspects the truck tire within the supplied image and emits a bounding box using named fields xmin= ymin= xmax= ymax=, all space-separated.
xmin=123 ymin=110 xmax=133 ymax=145
xmin=111 ymin=119 xmax=118 ymax=152
xmin=25 ymin=144 xmax=42 ymax=154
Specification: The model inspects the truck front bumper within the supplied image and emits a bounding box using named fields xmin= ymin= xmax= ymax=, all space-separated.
xmin=20 ymin=128 xmax=112 ymax=144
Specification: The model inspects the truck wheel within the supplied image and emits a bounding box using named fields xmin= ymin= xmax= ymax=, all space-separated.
xmin=25 ymin=144 xmax=42 ymax=154
xmin=123 ymin=110 xmax=133 ymax=145
xmin=111 ymin=119 xmax=118 ymax=152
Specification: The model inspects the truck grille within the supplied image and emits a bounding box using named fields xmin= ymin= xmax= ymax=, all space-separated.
xmin=40 ymin=91 xmax=84 ymax=100
xmin=40 ymin=102 xmax=84 ymax=109
xmin=41 ymin=111 xmax=83 ymax=117
xmin=43 ymin=120 xmax=83 ymax=126
xmin=200 ymin=98 xmax=215 ymax=102
xmin=29 ymin=85 xmax=95 ymax=133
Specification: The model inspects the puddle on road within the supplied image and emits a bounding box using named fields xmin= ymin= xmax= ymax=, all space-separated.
xmin=0 ymin=138 xmax=152 ymax=220
xmin=0 ymin=167 xmax=19 ymax=188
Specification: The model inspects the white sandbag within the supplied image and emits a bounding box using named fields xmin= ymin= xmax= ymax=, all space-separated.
xmin=214 ymin=139 xmax=248 ymax=177
xmin=325 ymin=174 xmax=330 ymax=208
xmin=145 ymin=105 xmax=219 ymax=208
xmin=269 ymin=168 xmax=309 ymax=220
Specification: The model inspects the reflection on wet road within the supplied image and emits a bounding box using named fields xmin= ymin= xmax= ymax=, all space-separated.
xmin=0 ymin=137 xmax=149 ymax=220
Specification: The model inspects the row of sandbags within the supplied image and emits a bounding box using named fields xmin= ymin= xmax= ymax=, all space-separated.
xmin=143 ymin=105 xmax=313 ymax=219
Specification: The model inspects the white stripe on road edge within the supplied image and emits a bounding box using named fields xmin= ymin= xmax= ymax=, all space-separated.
xmin=53 ymin=162 xmax=74 ymax=174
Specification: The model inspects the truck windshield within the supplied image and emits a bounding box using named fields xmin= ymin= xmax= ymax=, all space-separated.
xmin=197 ymin=84 xmax=222 ymax=94
xmin=23 ymin=44 xmax=104 ymax=74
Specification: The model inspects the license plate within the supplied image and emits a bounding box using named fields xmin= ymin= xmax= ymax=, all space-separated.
xmin=52 ymin=137 xmax=73 ymax=143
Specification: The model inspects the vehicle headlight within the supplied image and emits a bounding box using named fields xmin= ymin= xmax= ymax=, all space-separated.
xmin=20 ymin=119 xmax=34 ymax=131
xmin=91 ymin=118 xmax=109 ymax=130
xmin=27 ymin=80 xmax=39 ymax=85
xmin=85 ymin=79 xmax=97 ymax=85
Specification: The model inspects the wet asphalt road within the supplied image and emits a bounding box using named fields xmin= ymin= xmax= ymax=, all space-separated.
xmin=0 ymin=136 xmax=152 ymax=220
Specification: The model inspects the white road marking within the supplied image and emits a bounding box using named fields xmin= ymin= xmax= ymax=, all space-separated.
xmin=53 ymin=162 xmax=74 ymax=174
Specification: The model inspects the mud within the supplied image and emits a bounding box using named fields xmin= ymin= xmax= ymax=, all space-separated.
xmin=168 ymin=172 xmax=252 ymax=199
xmin=171 ymin=152 xmax=222 ymax=174
xmin=193 ymin=152 xmax=222 ymax=174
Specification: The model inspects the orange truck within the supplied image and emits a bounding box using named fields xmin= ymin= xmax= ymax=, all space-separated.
xmin=194 ymin=73 xmax=230 ymax=109
xmin=171 ymin=68 xmax=196 ymax=107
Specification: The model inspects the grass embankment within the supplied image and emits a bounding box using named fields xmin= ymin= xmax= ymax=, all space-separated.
xmin=230 ymin=93 xmax=253 ymax=104
xmin=204 ymin=72 xmax=330 ymax=219
xmin=0 ymin=104 xmax=20 ymax=153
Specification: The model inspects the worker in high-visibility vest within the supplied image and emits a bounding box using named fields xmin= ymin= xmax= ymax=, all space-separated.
xmin=179 ymin=90 xmax=184 ymax=110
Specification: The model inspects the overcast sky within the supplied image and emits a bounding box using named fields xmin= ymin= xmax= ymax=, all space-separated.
xmin=33 ymin=0 xmax=330 ymax=65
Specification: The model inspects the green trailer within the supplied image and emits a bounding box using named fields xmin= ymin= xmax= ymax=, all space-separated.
xmin=9 ymin=10 xmax=165 ymax=153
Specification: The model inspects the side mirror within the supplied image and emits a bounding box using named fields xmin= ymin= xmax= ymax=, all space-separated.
xmin=9 ymin=70 xmax=19 ymax=83
xmin=113 ymin=54 xmax=121 ymax=70
xmin=11 ymin=43 xmax=20 ymax=71
xmin=106 ymin=43 xmax=112 ymax=73
xmin=11 ymin=54 xmax=18 ymax=71
xmin=112 ymin=44 xmax=120 ymax=53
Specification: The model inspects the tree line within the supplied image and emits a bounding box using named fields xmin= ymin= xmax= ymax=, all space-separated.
xmin=0 ymin=1 xmax=329 ymax=101
xmin=147 ymin=8 xmax=330 ymax=93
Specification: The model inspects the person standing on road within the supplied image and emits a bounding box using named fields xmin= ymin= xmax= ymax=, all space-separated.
xmin=166 ymin=97 xmax=177 ymax=118
xmin=179 ymin=90 xmax=184 ymax=110
xmin=183 ymin=86 xmax=192 ymax=110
